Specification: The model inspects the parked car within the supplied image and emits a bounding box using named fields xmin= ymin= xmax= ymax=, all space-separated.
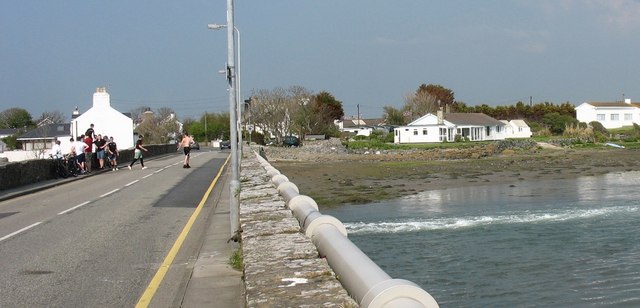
xmin=220 ymin=140 xmax=231 ymax=150
xmin=282 ymin=136 xmax=300 ymax=147
xmin=191 ymin=141 xmax=200 ymax=150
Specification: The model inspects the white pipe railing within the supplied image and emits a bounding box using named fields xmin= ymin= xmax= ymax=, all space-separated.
xmin=254 ymin=152 xmax=439 ymax=308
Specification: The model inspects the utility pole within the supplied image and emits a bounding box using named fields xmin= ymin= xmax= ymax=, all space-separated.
xmin=357 ymin=104 xmax=360 ymax=125
xmin=204 ymin=112 xmax=208 ymax=144
xmin=226 ymin=0 xmax=240 ymax=237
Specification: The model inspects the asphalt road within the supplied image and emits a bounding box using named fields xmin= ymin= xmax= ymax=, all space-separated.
xmin=0 ymin=149 xmax=229 ymax=307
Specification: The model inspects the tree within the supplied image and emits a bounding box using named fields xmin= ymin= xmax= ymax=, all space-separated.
xmin=383 ymin=106 xmax=406 ymax=125
xmin=129 ymin=106 xmax=151 ymax=123
xmin=314 ymin=91 xmax=344 ymax=120
xmin=250 ymin=86 xmax=306 ymax=145
xmin=403 ymin=89 xmax=438 ymax=120
xmin=542 ymin=112 xmax=577 ymax=135
xmin=0 ymin=108 xmax=34 ymax=129
xmin=418 ymin=84 xmax=455 ymax=106
xmin=36 ymin=111 xmax=66 ymax=125
xmin=133 ymin=107 xmax=181 ymax=144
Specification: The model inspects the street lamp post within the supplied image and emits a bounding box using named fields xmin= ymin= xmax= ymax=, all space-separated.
xmin=208 ymin=0 xmax=240 ymax=236
xmin=208 ymin=22 xmax=242 ymax=175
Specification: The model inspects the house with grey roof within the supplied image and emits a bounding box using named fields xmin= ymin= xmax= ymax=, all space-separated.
xmin=16 ymin=123 xmax=71 ymax=151
xmin=575 ymin=99 xmax=640 ymax=129
xmin=0 ymin=128 xmax=19 ymax=139
xmin=335 ymin=118 xmax=387 ymax=137
xmin=394 ymin=111 xmax=507 ymax=144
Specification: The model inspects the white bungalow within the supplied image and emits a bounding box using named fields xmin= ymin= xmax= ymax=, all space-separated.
xmin=335 ymin=118 xmax=386 ymax=137
xmin=70 ymin=87 xmax=134 ymax=149
xmin=394 ymin=112 xmax=507 ymax=144
xmin=500 ymin=119 xmax=532 ymax=138
xmin=575 ymin=99 xmax=640 ymax=129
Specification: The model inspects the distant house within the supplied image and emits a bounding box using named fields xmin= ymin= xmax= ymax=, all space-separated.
xmin=17 ymin=124 xmax=70 ymax=151
xmin=0 ymin=128 xmax=18 ymax=153
xmin=500 ymin=119 xmax=532 ymax=138
xmin=575 ymin=99 xmax=640 ymax=129
xmin=70 ymin=87 xmax=134 ymax=149
xmin=335 ymin=118 xmax=387 ymax=137
xmin=0 ymin=128 xmax=18 ymax=139
xmin=15 ymin=123 xmax=71 ymax=158
xmin=394 ymin=112 xmax=507 ymax=144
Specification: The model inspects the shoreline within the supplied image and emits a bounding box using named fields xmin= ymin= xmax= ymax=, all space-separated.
xmin=269 ymin=146 xmax=640 ymax=208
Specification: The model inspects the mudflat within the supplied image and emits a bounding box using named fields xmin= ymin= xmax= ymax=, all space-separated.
xmin=268 ymin=144 xmax=640 ymax=208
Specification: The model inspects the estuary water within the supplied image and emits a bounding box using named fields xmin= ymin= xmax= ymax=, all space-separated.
xmin=323 ymin=171 xmax=640 ymax=307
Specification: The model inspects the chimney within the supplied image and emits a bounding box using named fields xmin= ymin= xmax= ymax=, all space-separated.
xmin=92 ymin=87 xmax=111 ymax=109
xmin=437 ymin=107 xmax=444 ymax=125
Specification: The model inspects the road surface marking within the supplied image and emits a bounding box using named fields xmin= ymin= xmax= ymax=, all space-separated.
xmin=58 ymin=201 xmax=91 ymax=215
xmin=136 ymin=156 xmax=229 ymax=308
xmin=142 ymin=174 xmax=153 ymax=179
xmin=100 ymin=189 xmax=120 ymax=198
xmin=125 ymin=180 xmax=139 ymax=187
xmin=0 ymin=222 xmax=43 ymax=242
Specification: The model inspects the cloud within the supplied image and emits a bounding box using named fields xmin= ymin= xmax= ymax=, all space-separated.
xmin=596 ymin=0 xmax=640 ymax=31
xmin=535 ymin=0 xmax=640 ymax=32
xmin=503 ymin=28 xmax=549 ymax=54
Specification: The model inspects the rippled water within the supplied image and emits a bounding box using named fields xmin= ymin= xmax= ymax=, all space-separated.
xmin=324 ymin=172 xmax=640 ymax=307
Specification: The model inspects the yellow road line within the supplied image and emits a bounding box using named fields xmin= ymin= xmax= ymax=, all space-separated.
xmin=136 ymin=155 xmax=230 ymax=307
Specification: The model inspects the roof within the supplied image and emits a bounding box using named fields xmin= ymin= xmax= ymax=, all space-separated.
xmin=585 ymin=102 xmax=640 ymax=108
xmin=444 ymin=113 xmax=505 ymax=126
xmin=341 ymin=118 xmax=386 ymax=128
xmin=0 ymin=128 xmax=19 ymax=136
xmin=510 ymin=119 xmax=529 ymax=127
xmin=17 ymin=124 xmax=70 ymax=140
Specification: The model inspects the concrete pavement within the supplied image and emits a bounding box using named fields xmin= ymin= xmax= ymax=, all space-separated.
xmin=0 ymin=158 xmax=245 ymax=307
xmin=178 ymin=165 xmax=244 ymax=307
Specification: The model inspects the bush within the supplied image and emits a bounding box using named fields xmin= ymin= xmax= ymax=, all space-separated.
xmin=563 ymin=123 xmax=593 ymax=139
xmin=589 ymin=121 xmax=608 ymax=135
xmin=534 ymin=127 xmax=552 ymax=137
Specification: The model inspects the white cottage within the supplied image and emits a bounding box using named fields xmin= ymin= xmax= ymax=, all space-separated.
xmin=394 ymin=112 xmax=507 ymax=144
xmin=500 ymin=119 xmax=532 ymax=138
xmin=575 ymin=99 xmax=640 ymax=129
xmin=71 ymin=87 xmax=134 ymax=149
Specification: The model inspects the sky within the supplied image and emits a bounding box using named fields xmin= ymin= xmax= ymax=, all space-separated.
xmin=2 ymin=0 xmax=640 ymax=120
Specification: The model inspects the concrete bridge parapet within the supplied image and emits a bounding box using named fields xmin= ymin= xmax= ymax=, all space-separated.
xmin=239 ymin=151 xmax=358 ymax=307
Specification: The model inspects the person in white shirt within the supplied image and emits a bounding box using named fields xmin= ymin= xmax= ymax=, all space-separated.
xmin=51 ymin=139 xmax=62 ymax=159
xmin=74 ymin=136 xmax=88 ymax=173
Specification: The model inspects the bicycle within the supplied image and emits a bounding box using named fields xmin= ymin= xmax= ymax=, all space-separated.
xmin=64 ymin=154 xmax=81 ymax=177
xmin=49 ymin=154 xmax=70 ymax=179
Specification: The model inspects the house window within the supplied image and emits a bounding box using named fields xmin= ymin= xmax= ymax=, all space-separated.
xmin=597 ymin=114 xmax=605 ymax=121
xmin=611 ymin=114 xmax=619 ymax=121
xmin=496 ymin=126 xmax=501 ymax=133
xmin=395 ymin=130 xmax=398 ymax=136
xmin=485 ymin=126 xmax=491 ymax=136
xmin=422 ymin=128 xmax=428 ymax=135
xmin=625 ymin=113 xmax=633 ymax=121
xmin=439 ymin=128 xmax=447 ymax=141
xmin=413 ymin=129 xmax=418 ymax=136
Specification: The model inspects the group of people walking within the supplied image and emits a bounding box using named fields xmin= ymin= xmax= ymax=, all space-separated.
xmin=50 ymin=124 xmax=196 ymax=174
xmin=50 ymin=123 xmax=142 ymax=174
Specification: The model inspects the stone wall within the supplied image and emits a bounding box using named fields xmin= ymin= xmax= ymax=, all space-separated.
xmin=240 ymin=153 xmax=357 ymax=307
xmin=0 ymin=144 xmax=177 ymax=191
